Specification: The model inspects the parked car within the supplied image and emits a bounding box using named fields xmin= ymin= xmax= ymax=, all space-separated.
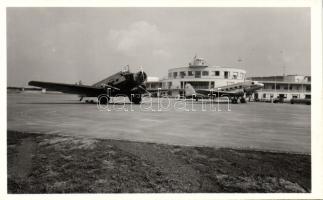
xmin=273 ymin=96 xmax=285 ymax=103
xmin=290 ymin=98 xmax=311 ymax=105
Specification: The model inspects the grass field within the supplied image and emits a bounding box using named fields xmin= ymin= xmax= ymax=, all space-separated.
xmin=7 ymin=131 xmax=310 ymax=193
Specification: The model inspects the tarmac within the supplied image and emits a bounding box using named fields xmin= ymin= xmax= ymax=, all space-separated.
xmin=7 ymin=93 xmax=311 ymax=153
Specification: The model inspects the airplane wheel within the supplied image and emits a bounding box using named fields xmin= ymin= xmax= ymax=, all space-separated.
xmin=130 ymin=95 xmax=142 ymax=104
xmin=240 ymin=98 xmax=246 ymax=103
xmin=98 ymin=96 xmax=110 ymax=104
xmin=232 ymin=98 xmax=238 ymax=104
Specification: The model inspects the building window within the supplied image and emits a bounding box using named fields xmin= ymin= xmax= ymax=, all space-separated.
xmin=173 ymin=72 xmax=178 ymax=78
xmin=167 ymin=82 xmax=172 ymax=89
xmin=214 ymin=71 xmax=220 ymax=76
xmin=306 ymin=85 xmax=311 ymax=91
xmin=211 ymin=82 xmax=215 ymax=88
xmin=188 ymin=71 xmax=193 ymax=76
xmin=279 ymin=94 xmax=287 ymax=98
xmin=202 ymin=71 xmax=209 ymax=76
xmin=277 ymin=85 xmax=280 ymax=90
xmin=195 ymin=71 xmax=201 ymax=78
xmin=168 ymin=73 xmax=172 ymax=78
xmin=240 ymin=73 xmax=244 ymax=79
xmin=224 ymin=71 xmax=229 ymax=79
xmin=180 ymin=71 xmax=186 ymax=78
xmin=233 ymin=72 xmax=238 ymax=79
xmin=263 ymin=93 xmax=266 ymax=98
xmin=180 ymin=82 xmax=184 ymax=89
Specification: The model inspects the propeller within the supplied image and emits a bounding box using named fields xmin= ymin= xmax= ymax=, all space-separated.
xmin=131 ymin=84 xmax=150 ymax=95
xmin=135 ymin=70 xmax=147 ymax=84
xmin=138 ymin=85 xmax=149 ymax=94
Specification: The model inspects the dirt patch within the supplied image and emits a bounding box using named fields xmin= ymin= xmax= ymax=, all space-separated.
xmin=7 ymin=131 xmax=311 ymax=193
xmin=7 ymin=131 xmax=39 ymax=193
xmin=10 ymin=137 xmax=36 ymax=178
xmin=110 ymin=140 xmax=201 ymax=192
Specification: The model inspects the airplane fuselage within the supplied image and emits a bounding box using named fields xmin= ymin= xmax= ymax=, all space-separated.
xmin=29 ymin=69 xmax=147 ymax=104
xmin=90 ymin=70 xmax=147 ymax=97
xmin=184 ymin=81 xmax=264 ymax=103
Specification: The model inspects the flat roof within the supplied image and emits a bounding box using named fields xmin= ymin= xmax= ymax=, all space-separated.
xmin=168 ymin=66 xmax=246 ymax=72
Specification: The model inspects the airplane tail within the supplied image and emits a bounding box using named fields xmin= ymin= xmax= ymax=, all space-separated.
xmin=184 ymin=83 xmax=196 ymax=97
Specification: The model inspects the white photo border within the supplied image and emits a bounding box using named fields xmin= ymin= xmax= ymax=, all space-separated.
xmin=1 ymin=0 xmax=322 ymax=199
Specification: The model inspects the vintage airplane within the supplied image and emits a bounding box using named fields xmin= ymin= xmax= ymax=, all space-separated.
xmin=28 ymin=68 xmax=148 ymax=104
xmin=184 ymin=81 xmax=264 ymax=103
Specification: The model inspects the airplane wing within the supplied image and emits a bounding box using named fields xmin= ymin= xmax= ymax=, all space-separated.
xmin=28 ymin=81 xmax=107 ymax=97
xmin=146 ymin=88 xmax=170 ymax=96
xmin=147 ymin=88 xmax=169 ymax=93
xmin=185 ymin=84 xmax=243 ymax=98
xmin=195 ymin=89 xmax=243 ymax=97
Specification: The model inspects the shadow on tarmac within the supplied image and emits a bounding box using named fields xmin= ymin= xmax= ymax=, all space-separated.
xmin=19 ymin=102 xmax=135 ymax=105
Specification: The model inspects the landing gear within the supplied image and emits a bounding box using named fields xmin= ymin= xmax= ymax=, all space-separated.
xmin=129 ymin=94 xmax=142 ymax=104
xmin=98 ymin=95 xmax=110 ymax=104
xmin=231 ymin=98 xmax=238 ymax=104
xmin=240 ymin=97 xmax=246 ymax=103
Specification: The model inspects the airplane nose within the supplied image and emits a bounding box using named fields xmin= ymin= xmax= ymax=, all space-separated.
xmin=135 ymin=71 xmax=147 ymax=84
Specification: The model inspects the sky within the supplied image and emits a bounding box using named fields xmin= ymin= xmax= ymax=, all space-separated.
xmin=7 ymin=7 xmax=310 ymax=86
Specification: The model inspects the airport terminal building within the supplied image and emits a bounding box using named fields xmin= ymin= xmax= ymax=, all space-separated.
xmin=146 ymin=55 xmax=311 ymax=100
xmin=145 ymin=56 xmax=247 ymax=96
xmin=247 ymin=75 xmax=311 ymax=101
